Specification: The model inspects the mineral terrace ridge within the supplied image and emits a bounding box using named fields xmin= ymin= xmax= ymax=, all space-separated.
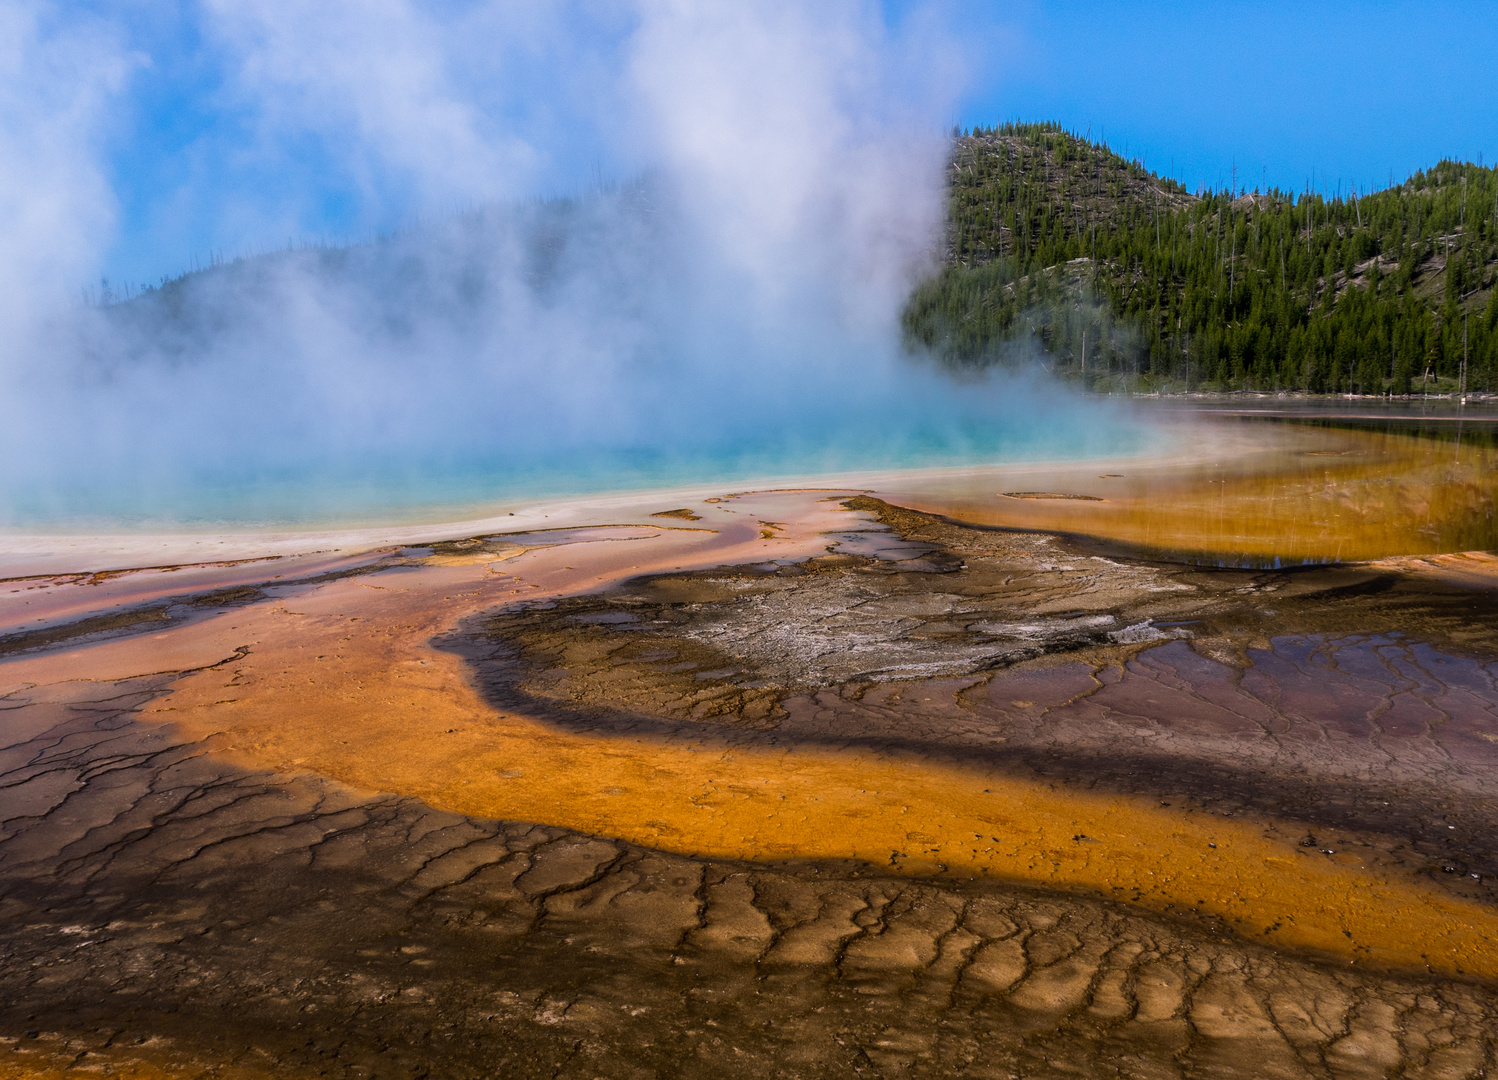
xmin=3 ymin=478 xmax=1498 ymax=1078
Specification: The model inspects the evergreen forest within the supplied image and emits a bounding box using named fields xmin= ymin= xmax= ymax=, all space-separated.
xmin=903 ymin=122 xmax=1498 ymax=395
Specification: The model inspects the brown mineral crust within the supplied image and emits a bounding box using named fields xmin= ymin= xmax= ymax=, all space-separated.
xmin=6 ymin=487 xmax=1498 ymax=1075
xmin=0 ymin=548 xmax=390 ymax=638
xmin=1372 ymin=549 xmax=1498 ymax=592
xmin=8 ymin=493 xmax=1493 ymax=975
xmin=2 ymin=685 xmax=1498 ymax=1078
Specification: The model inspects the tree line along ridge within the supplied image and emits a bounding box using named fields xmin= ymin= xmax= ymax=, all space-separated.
xmin=902 ymin=121 xmax=1498 ymax=395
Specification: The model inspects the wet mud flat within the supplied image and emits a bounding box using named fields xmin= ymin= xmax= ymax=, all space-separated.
xmin=4 ymin=490 xmax=1498 ymax=1077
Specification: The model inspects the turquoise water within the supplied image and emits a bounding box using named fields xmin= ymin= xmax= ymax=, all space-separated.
xmin=0 ymin=385 xmax=1165 ymax=531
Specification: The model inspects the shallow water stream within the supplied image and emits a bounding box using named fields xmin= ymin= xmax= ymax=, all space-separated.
xmin=885 ymin=404 xmax=1498 ymax=566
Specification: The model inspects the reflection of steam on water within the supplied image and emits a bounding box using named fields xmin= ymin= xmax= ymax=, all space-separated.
xmin=0 ymin=2 xmax=1148 ymax=525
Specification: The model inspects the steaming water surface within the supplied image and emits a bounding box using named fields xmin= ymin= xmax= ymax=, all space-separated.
xmin=2 ymin=185 xmax=1157 ymax=531
xmin=0 ymin=385 xmax=1164 ymax=530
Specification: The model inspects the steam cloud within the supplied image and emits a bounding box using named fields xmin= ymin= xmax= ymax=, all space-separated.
xmin=0 ymin=1 xmax=1144 ymax=525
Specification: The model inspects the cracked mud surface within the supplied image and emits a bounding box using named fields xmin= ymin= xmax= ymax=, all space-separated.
xmin=5 ymin=487 xmax=1498 ymax=1076
xmin=4 ymin=689 xmax=1498 ymax=1080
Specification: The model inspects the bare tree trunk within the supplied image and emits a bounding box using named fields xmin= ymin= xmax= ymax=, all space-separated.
xmin=1229 ymin=206 xmax=1236 ymax=303
xmin=1463 ymin=312 xmax=1469 ymax=401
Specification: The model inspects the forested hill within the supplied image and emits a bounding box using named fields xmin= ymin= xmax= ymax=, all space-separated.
xmin=903 ymin=121 xmax=1498 ymax=394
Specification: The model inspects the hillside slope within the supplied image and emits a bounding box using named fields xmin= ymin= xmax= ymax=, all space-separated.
xmin=904 ymin=122 xmax=1498 ymax=393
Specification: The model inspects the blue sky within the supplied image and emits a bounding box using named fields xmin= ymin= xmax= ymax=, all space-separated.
xmin=951 ymin=2 xmax=1498 ymax=196
xmin=44 ymin=2 xmax=1498 ymax=290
